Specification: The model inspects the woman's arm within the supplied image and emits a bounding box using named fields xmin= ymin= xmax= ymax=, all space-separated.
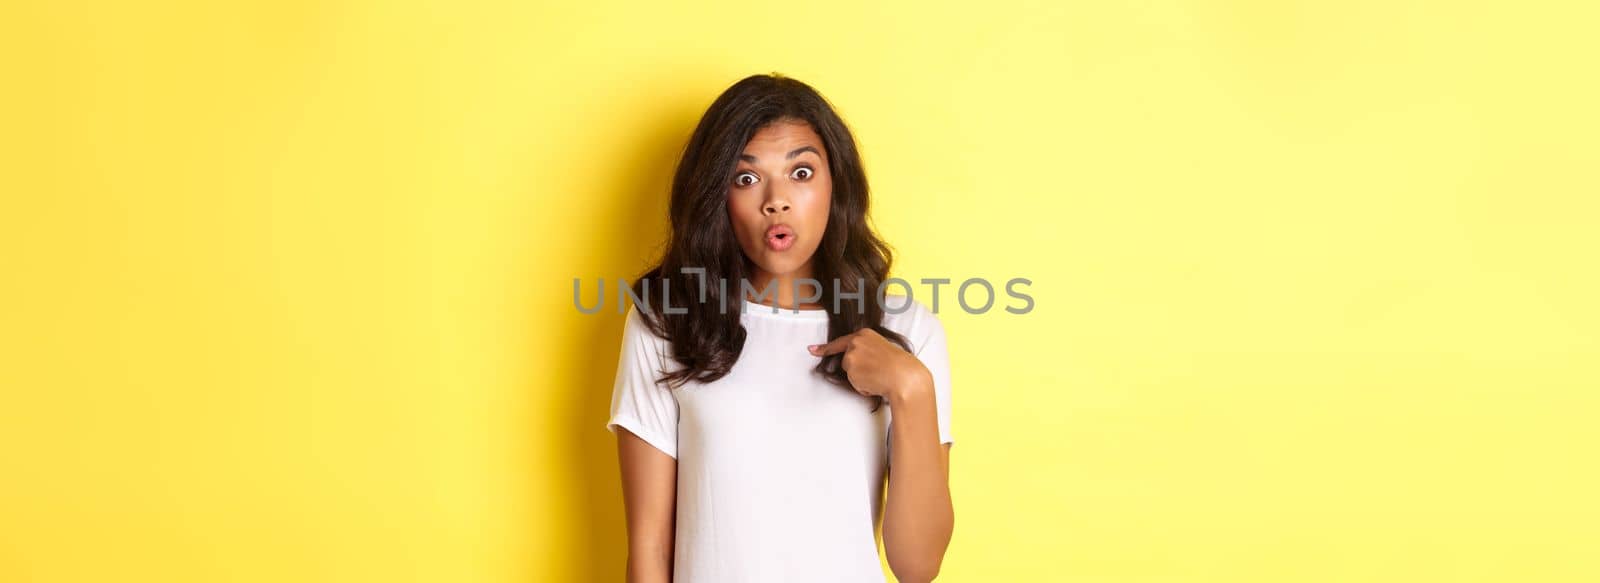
xmin=881 ymin=378 xmax=955 ymax=583
xmin=617 ymin=428 xmax=677 ymax=583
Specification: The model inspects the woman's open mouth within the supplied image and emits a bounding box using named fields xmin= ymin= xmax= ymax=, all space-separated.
xmin=764 ymin=224 xmax=796 ymax=252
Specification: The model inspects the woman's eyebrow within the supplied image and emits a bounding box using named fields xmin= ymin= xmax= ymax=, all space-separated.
xmin=739 ymin=145 xmax=821 ymax=163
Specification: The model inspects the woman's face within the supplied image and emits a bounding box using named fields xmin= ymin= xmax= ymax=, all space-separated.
xmin=727 ymin=120 xmax=832 ymax=284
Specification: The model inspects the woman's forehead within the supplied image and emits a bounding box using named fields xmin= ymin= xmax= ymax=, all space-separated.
xmin=743 ymin=121 xmax=825 ymax=158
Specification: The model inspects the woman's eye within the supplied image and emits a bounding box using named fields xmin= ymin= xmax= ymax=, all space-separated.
xmin=734 ymin=172 xmax=759 ymax=187
xmin=791 ymin=166 xmax=813 ymax=180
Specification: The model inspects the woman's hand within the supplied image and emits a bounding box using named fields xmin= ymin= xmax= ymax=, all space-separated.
xmin=808 ymin=328 xmax=933 ymax=401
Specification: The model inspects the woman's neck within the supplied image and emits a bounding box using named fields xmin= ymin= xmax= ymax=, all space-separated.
xmin=745 ymin=269 xmax=825 ymax=311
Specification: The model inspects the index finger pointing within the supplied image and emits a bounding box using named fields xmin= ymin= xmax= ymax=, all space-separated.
xmin=807 ymin=334 xmax=851 ymax=356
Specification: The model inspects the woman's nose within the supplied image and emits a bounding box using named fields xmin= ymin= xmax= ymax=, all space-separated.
xmin=762 ymin=198 xmax=791 ymax=215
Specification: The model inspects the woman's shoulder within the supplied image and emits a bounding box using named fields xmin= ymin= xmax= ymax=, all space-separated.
xmin=879 ymin=294 xmax=946 ymax=351
xmin=621 ymin=303 xmax=673 ymax=350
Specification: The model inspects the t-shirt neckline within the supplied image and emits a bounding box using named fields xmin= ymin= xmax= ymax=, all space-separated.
xmin=741 ymin=298 xmax=830 ymax=320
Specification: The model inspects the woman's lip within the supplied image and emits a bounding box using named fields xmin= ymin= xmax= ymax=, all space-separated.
xmin=764 ymin=224 xmax=796 ymax=251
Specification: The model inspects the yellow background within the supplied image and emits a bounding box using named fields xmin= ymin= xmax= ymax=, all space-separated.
xmin=3 ymin=1 xmax=1597 ymax=581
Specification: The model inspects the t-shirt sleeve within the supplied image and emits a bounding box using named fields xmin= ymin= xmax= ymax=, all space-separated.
xmin=915 ymin=304 xmax=955 ymax=446
xmin=888 ymin=300 xmax=954 ymax=456
xmin=604 ymin=305 xmax=680 ymax=459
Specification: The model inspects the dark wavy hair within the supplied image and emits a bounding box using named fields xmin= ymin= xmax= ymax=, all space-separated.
xmin=630 ymin=73 xmax=912 ymax=404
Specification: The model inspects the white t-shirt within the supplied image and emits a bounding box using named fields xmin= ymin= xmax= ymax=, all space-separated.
xmin=605 ymin=295 xmax=954 ymax=583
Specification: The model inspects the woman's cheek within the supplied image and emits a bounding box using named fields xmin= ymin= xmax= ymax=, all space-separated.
xmin=728 ymin=196 xmax=760 ymax=235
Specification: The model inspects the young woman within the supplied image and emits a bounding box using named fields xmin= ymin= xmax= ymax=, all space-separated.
xmin=605 ymin=74 xmax=955 ymax=583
